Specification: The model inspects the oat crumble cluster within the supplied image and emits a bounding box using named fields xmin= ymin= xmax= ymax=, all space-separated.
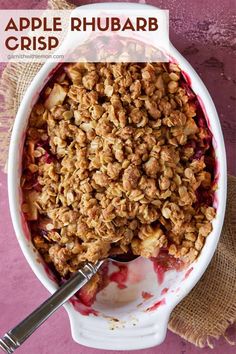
xmin=21 ymin=62 xmax=216 ymax=278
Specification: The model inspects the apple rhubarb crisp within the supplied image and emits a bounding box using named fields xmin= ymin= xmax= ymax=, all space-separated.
xmin=21 ymin=62 xmax=216 ymax=281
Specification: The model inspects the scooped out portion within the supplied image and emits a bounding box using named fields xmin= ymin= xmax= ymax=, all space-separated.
xmin=21 ymin=62 xmax=216 ymax=288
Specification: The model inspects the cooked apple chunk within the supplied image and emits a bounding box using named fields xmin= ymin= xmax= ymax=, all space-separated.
xmin=44 ymin=83 xmax=67 ymax=110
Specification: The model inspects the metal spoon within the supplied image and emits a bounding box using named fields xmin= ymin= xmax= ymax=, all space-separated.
xmin=0 ymin=255 xmax=138 ymax=353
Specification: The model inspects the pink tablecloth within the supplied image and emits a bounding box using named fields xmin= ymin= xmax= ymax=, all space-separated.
xmin=0 ymin=1 xmax=235 ymax=353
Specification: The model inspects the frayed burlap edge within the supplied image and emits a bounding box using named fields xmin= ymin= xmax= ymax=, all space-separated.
xmin=48 ymin=0 xmax=76 ymax=9
xmin=0 ymin=62 xmax=43 ymax=171
xmin=0 ymin=62 xmax=24 ymax=171
xmin=0 ymin=0 xmax=235 ymax=348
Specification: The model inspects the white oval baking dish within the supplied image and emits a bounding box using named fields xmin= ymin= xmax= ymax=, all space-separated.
xmin=8 ymin=2 xmax=227 ymax=350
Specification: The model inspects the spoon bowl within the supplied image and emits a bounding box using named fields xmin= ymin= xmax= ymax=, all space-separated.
xmin=109 ymin=253 xmax=139 ymax=263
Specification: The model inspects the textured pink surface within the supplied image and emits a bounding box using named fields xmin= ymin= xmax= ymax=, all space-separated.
xmin=0 ymin=1 xmax=235 ymax=354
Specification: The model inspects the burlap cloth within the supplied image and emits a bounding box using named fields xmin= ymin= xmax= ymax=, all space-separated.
xmin=0 ymin=0 xmax=235 ymax=348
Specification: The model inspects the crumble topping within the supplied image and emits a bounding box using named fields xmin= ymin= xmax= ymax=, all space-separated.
xmin=21 ymin=62 xmax=216 ymax=278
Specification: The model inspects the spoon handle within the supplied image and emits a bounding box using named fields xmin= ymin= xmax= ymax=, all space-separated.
xmin=0 ymin=260 xmax=103 ymax=353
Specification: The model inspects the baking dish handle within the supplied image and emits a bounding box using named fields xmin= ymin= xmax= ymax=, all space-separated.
xmin=68 ymin=309 xmax=170 ymax=350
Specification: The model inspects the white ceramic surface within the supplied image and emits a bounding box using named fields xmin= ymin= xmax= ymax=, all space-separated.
xmin=8 ymin=2 xmax=227 ymax=350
